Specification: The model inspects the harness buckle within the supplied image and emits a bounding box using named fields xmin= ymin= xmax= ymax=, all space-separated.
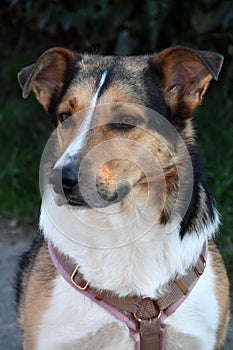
xmin=194 ymin=254 xmax=206 ymax=276
xmin=71 ymin=266 xmax=89 ymax=290
xmin=133 ymin=296 xmax=163 ymax=323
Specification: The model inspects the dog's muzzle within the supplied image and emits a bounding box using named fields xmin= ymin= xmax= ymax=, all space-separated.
xmin=49 ymin=162 xmax=131 ymax=208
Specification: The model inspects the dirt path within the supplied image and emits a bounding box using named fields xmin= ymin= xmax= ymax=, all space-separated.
xmin=0 ymin=219 xmax=232 ymax=349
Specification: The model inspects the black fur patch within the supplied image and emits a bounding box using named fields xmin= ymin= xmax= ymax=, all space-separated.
xmin=179 ymin=143 xmax=215 ymax=238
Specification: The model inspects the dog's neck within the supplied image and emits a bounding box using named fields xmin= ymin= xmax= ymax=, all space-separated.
xmin=40 ymin=188 xmax=219 ymax=298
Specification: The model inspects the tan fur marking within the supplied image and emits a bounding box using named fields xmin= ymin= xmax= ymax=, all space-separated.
xmin=21 ymin=244 xmax=57 ymax=349
xmin=58 ymin=81 xmax=95 ymax=116
xmin=160 ymin=167 xmax=178 ymax=224
xmin=69 ymin=97 xmax=76 ymax=109
xmin=180 ymin=119 xmax=195 ymax=142
xmin=209 ymin=241 xmax=230 ymax=349
xmin=99 ymin=164 xmax=113 ymax=184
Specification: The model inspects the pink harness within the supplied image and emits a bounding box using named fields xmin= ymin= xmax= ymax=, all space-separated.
xmin=48 ymin=240 xmax=208 ymax=350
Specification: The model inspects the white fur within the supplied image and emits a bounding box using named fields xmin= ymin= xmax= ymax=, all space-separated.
xmin=55 ymin=70 xmax=108 ymax=168
xmin=37 ymin=183 xmax=221 ymax=349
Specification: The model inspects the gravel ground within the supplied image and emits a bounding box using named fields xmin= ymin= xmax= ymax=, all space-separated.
xmin=0 ymin=219 xmax=232 ymax=350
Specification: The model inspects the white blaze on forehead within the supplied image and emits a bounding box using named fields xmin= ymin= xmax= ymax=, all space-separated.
xmin=55 ymin=70 xmax=108 ymax=167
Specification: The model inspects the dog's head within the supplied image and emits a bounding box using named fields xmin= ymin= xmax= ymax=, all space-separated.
xmin=18 ymin=46 xmax=223 ymax=224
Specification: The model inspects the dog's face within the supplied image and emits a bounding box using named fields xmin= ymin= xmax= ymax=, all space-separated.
xmin=18 ymin=46 xmax=223 ymax=222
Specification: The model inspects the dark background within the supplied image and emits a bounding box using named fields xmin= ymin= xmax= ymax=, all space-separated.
xmin=0 ymin=0 xmax=232 ymax=276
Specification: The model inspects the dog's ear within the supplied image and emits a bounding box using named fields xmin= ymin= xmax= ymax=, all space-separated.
xmin=18 ymin=47 xmax=75 ymax=110
xmin=155 ymin=46 xmax=223 ymax=117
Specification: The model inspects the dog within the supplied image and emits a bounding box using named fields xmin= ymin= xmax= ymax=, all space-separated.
xmin=16 ymin=45 xmax=230 ymax=350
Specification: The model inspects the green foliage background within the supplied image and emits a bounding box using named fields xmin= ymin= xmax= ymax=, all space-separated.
xmin=0 ymin=0 xmax=232 ymax=273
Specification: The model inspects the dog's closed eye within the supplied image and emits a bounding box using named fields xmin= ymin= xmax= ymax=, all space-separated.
xmin=110 ymin=115 xmax=142 ymax=130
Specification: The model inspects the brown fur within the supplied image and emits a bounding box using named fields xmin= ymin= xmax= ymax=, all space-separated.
xmin=209 ymin=241 xmax=230 ymax=349
xmin=157 ymin=46 xmax=215 ymax=116
xmin=18 ymin=243 xmax=57 ymax=349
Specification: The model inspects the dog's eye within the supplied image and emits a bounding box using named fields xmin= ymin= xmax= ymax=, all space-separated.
xmin=59 ymin=111 xmax=71 ymax=123
xmin=110 ymin=115 xmax=141 ymax=130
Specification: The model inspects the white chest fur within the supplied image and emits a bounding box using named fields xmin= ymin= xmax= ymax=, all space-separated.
xmin=37 ymin=198 xmax=220 ymax=349
xmin=36 ymin=254 xmax=218 ymax=350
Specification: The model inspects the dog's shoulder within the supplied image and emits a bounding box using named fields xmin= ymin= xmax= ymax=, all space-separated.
xmin=15 ymin=233 xmax=44 ymax=301
xmin=15 ymin=232 xmax=57 ymax=327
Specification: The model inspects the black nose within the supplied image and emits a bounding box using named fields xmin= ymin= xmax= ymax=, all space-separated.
xmin=62 ymin=164 xmax=78 ymax=192
xmin=49 ymin=163 xmax=78 ymax=196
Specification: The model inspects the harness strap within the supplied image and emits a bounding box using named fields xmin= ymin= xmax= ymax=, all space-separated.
xmin=140 ymin=319 xmax=162 ymax=350
xmin=48 ymin=241 xmax=208 ymax=350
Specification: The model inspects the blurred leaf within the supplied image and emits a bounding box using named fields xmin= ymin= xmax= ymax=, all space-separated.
xmin=204 ymin=1 xmax=233 ymax=32
xmin=57 ymin=11 xmax=74 ymax=31
xmin=228 ymin=44 xmax=233 ymax=56
xmin=38 ymin=9 xmax=52 ymax=29
xmin=114 ymin=29 xmax=137 ymax=55
xmin=191 ymin=9 xmax=212 ymax=34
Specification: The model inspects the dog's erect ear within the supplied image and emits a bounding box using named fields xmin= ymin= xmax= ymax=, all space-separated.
xmin=18 ymin=47 xmax=75 ymax=110
xmin=155 ymin=46 xmax=223 ymax=116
